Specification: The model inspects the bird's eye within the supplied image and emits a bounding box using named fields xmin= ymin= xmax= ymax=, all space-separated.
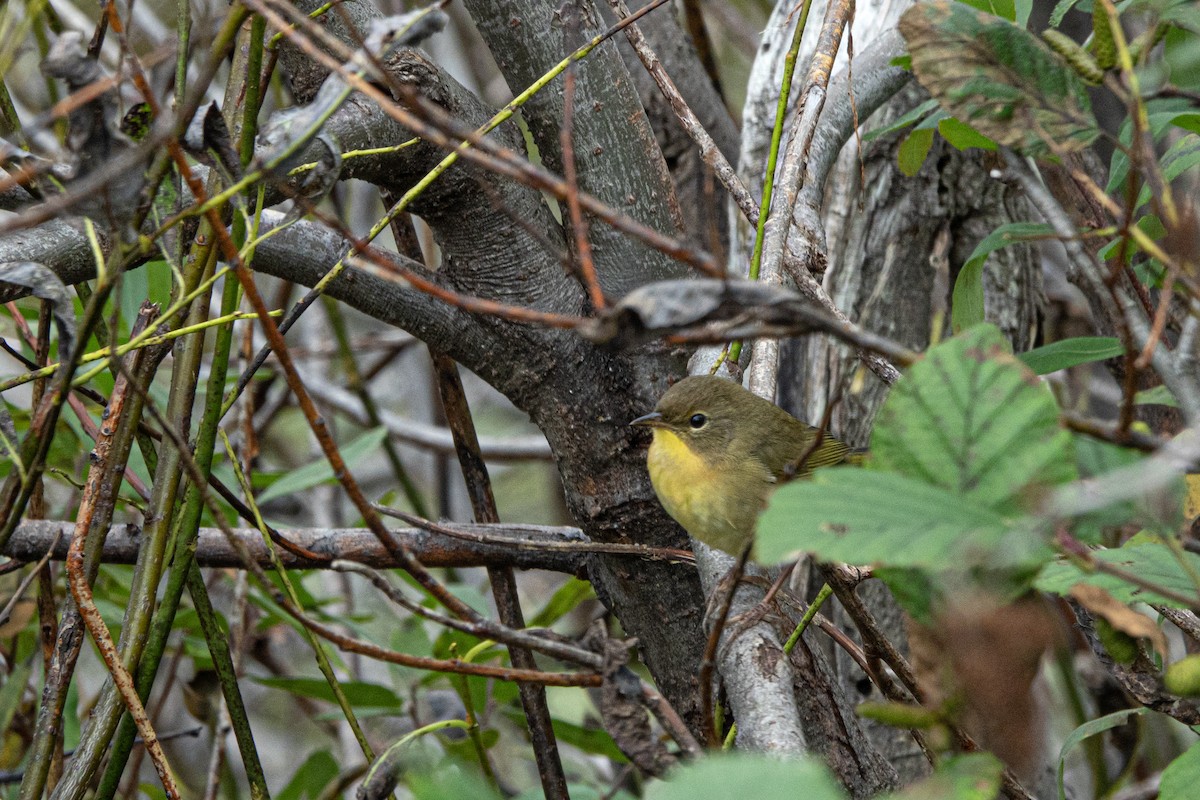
xmin=688 ymin=413 xmax=707 ymax=429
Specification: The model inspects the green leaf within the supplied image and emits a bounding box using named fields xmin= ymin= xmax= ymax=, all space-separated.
xmin=1161 ymin=742 xmax=1200 ymax=800
xmin=409 ymin=766 xmax=504 ymax=800
xmin=528 ymin=577 xmax=595 ymax=628
xmin=647 ymin=754 xmax=844 ymax=800
xmin=253 ymin=677 xmax=404 ymax=708
xmin=1014 ymin=0 xmax=1033 ymax=28
xmin=1164 ymin=23 xmax=1200 ymax=92
xmin=898 ymin=127 xmax=935 ymax=176
xmin=1134 ymin=384 xmax=1178 ymax=407
xmin=757 ymin=468 xmax=1047 ymax=570
xmin=956 ymin=0 xmax=1016 ymax=23
xmin=951 ymin=258 xmax=985 ymax=333
xmin=1074 ymin=434 xmax=1143 ymax=478
xmin=884 ymin=753 xmax=1005 ymax=800
xmin=1048 ymin=0 xmax=1082 ymax=29
xmin=863 ymin=98 xmax=940 ymax=142
xmin=1108 ymin=101 xmax=1199 ymax=193
xmin=952 ymin=222 xmax=1051 ymax=335
xmin=1055 ymin=709 xmax=1151 ymax=800
xmin=1099 ymin=214 xmax=1167 ymax=269
xmin=937 ymin=116 xmax=998 ymax=150
xmin=277 ymin=750 xmax=339 ymax=800
xmin=871 ymin=324 xmax=1077 ymax=513
xmin=1035 ymin=538 xmax=1200 ymax=607
xmin=1167 ymin=111 xmax=1200 ymax=135
xmin=540 ymin=717 xmax=627 ymax=762
xmin=899 ymin=0 xmax=1099 ymax=155
xmin=0 ymin=657 xmax=33 ymax=741
xmin=1136 ymin=133 xmax=1200 ymax=209
xmin=1018 ymin=337 xmax=1124 ymax=375
xmin=873 ymin=567 xmax=939 ymax=624
xmin=256 ymin=426 xmax=389 ymax=504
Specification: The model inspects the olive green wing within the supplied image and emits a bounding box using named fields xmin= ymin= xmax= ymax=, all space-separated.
xmin=753 ymin=410 xmax=849 ymax=479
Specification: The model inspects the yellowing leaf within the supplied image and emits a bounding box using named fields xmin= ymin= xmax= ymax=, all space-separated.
xmin=1070 ymin=584 xmax=1168 ymax=659
xmin=899 ymin=0 xmax=1099 ymax=155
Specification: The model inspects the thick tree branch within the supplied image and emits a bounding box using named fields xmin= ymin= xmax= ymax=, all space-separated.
xmin=462 ymin=0 xmax=689 ymax=296
xmin=1 ymin=520 xmax=591 ymax=574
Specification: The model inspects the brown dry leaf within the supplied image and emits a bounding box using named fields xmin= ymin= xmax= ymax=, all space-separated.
xmin=1070 ymin=583 xmax=1168 ymax=659
xmin=0 ymin=597 xmax=35 ymax=637
xmin=913 ymin=594 xmax=1060 ymax=785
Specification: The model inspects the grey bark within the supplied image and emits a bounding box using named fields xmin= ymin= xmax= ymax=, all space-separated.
xmin=729 ymin=0 xmax=1044 ymax=789
xmin=462 ymin=0 xmax=689 ymax=297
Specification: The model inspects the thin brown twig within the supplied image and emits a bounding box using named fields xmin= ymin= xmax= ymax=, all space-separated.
xmin=64 ymin=311 xmax=179 ymax=797
xmin=334 ymin=560 xmax=603 ymax=670
xmin=1 ymin=519 xmax=596 ymax=574
xmin=640 ymin=683 xmax=704 ymax=758
xmin=242 ymin=0 xmax=724 ymax=279
xmin=1134 ymin=260 xmax=1180 ymax=370
xmin=430 ymin=351 xmax=567 ymax=798
xmin=115 ymin=349 xmax=599 ymax=692
xmin=559 ymin=41 xmax=605 ymax=311
xmin=820 ymin=564 xmax=922 ymax=700
xmin=297 ymin=613 xmax=601 ymax=687
xmin=0 ymin=530 xmax=59 ymax=628
xmin=610 ymin=0 xmax=901 ymax=387
xmin=160 ymin=90 xmax=494 ymax=635
xmin=377 ymin=505 xmax=694 ymax=561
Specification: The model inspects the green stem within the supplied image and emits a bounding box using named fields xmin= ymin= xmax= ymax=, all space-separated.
xmin=730 ymin=0 xmax=815 ymax=365
xmin=784 ymin=582 xmax=832 ymax=654
xmin=186 ymin=563 xmax=270 ymax=799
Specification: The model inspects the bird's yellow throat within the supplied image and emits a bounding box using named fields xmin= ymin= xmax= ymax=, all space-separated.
xmin=645 ymin=428 xmax=724 ymax=539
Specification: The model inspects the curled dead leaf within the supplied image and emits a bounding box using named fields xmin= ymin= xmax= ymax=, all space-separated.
xmin=1070 ymin=583 xmax=1168 ymax=660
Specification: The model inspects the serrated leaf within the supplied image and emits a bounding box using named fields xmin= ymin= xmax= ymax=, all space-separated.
xmin=757 ymin=468 xmax=1048 ymax=570
xmin=256 ymin=426 xmax=389 ymax=504
xmin=1035 ymin=539 xmax=1200 ymax=607
xmin=1161 ymin=742 xmax=1200 ymax=800
xmin=1018 ymin=336 xmax=1124 ymax=374
xmin=647 ymin=754 xmax=843 ymax=800
xmin=872 ymin=324 xmax=1077 ymax=513
xmin=898 ymin=127 xmax=935 ymax=176
xmin=899 ymin=0 xmax=1099 ymax=155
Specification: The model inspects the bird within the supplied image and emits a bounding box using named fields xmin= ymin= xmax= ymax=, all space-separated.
xmin=631 ymin=375 xmax=852 ymax=557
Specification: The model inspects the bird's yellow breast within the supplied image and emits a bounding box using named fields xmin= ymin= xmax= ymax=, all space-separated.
xmin=646 ymin=429 xmax=767 ymax=555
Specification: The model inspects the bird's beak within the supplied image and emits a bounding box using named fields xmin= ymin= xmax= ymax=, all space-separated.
xmin=630 ymin=411 xmax=664 ymax=428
